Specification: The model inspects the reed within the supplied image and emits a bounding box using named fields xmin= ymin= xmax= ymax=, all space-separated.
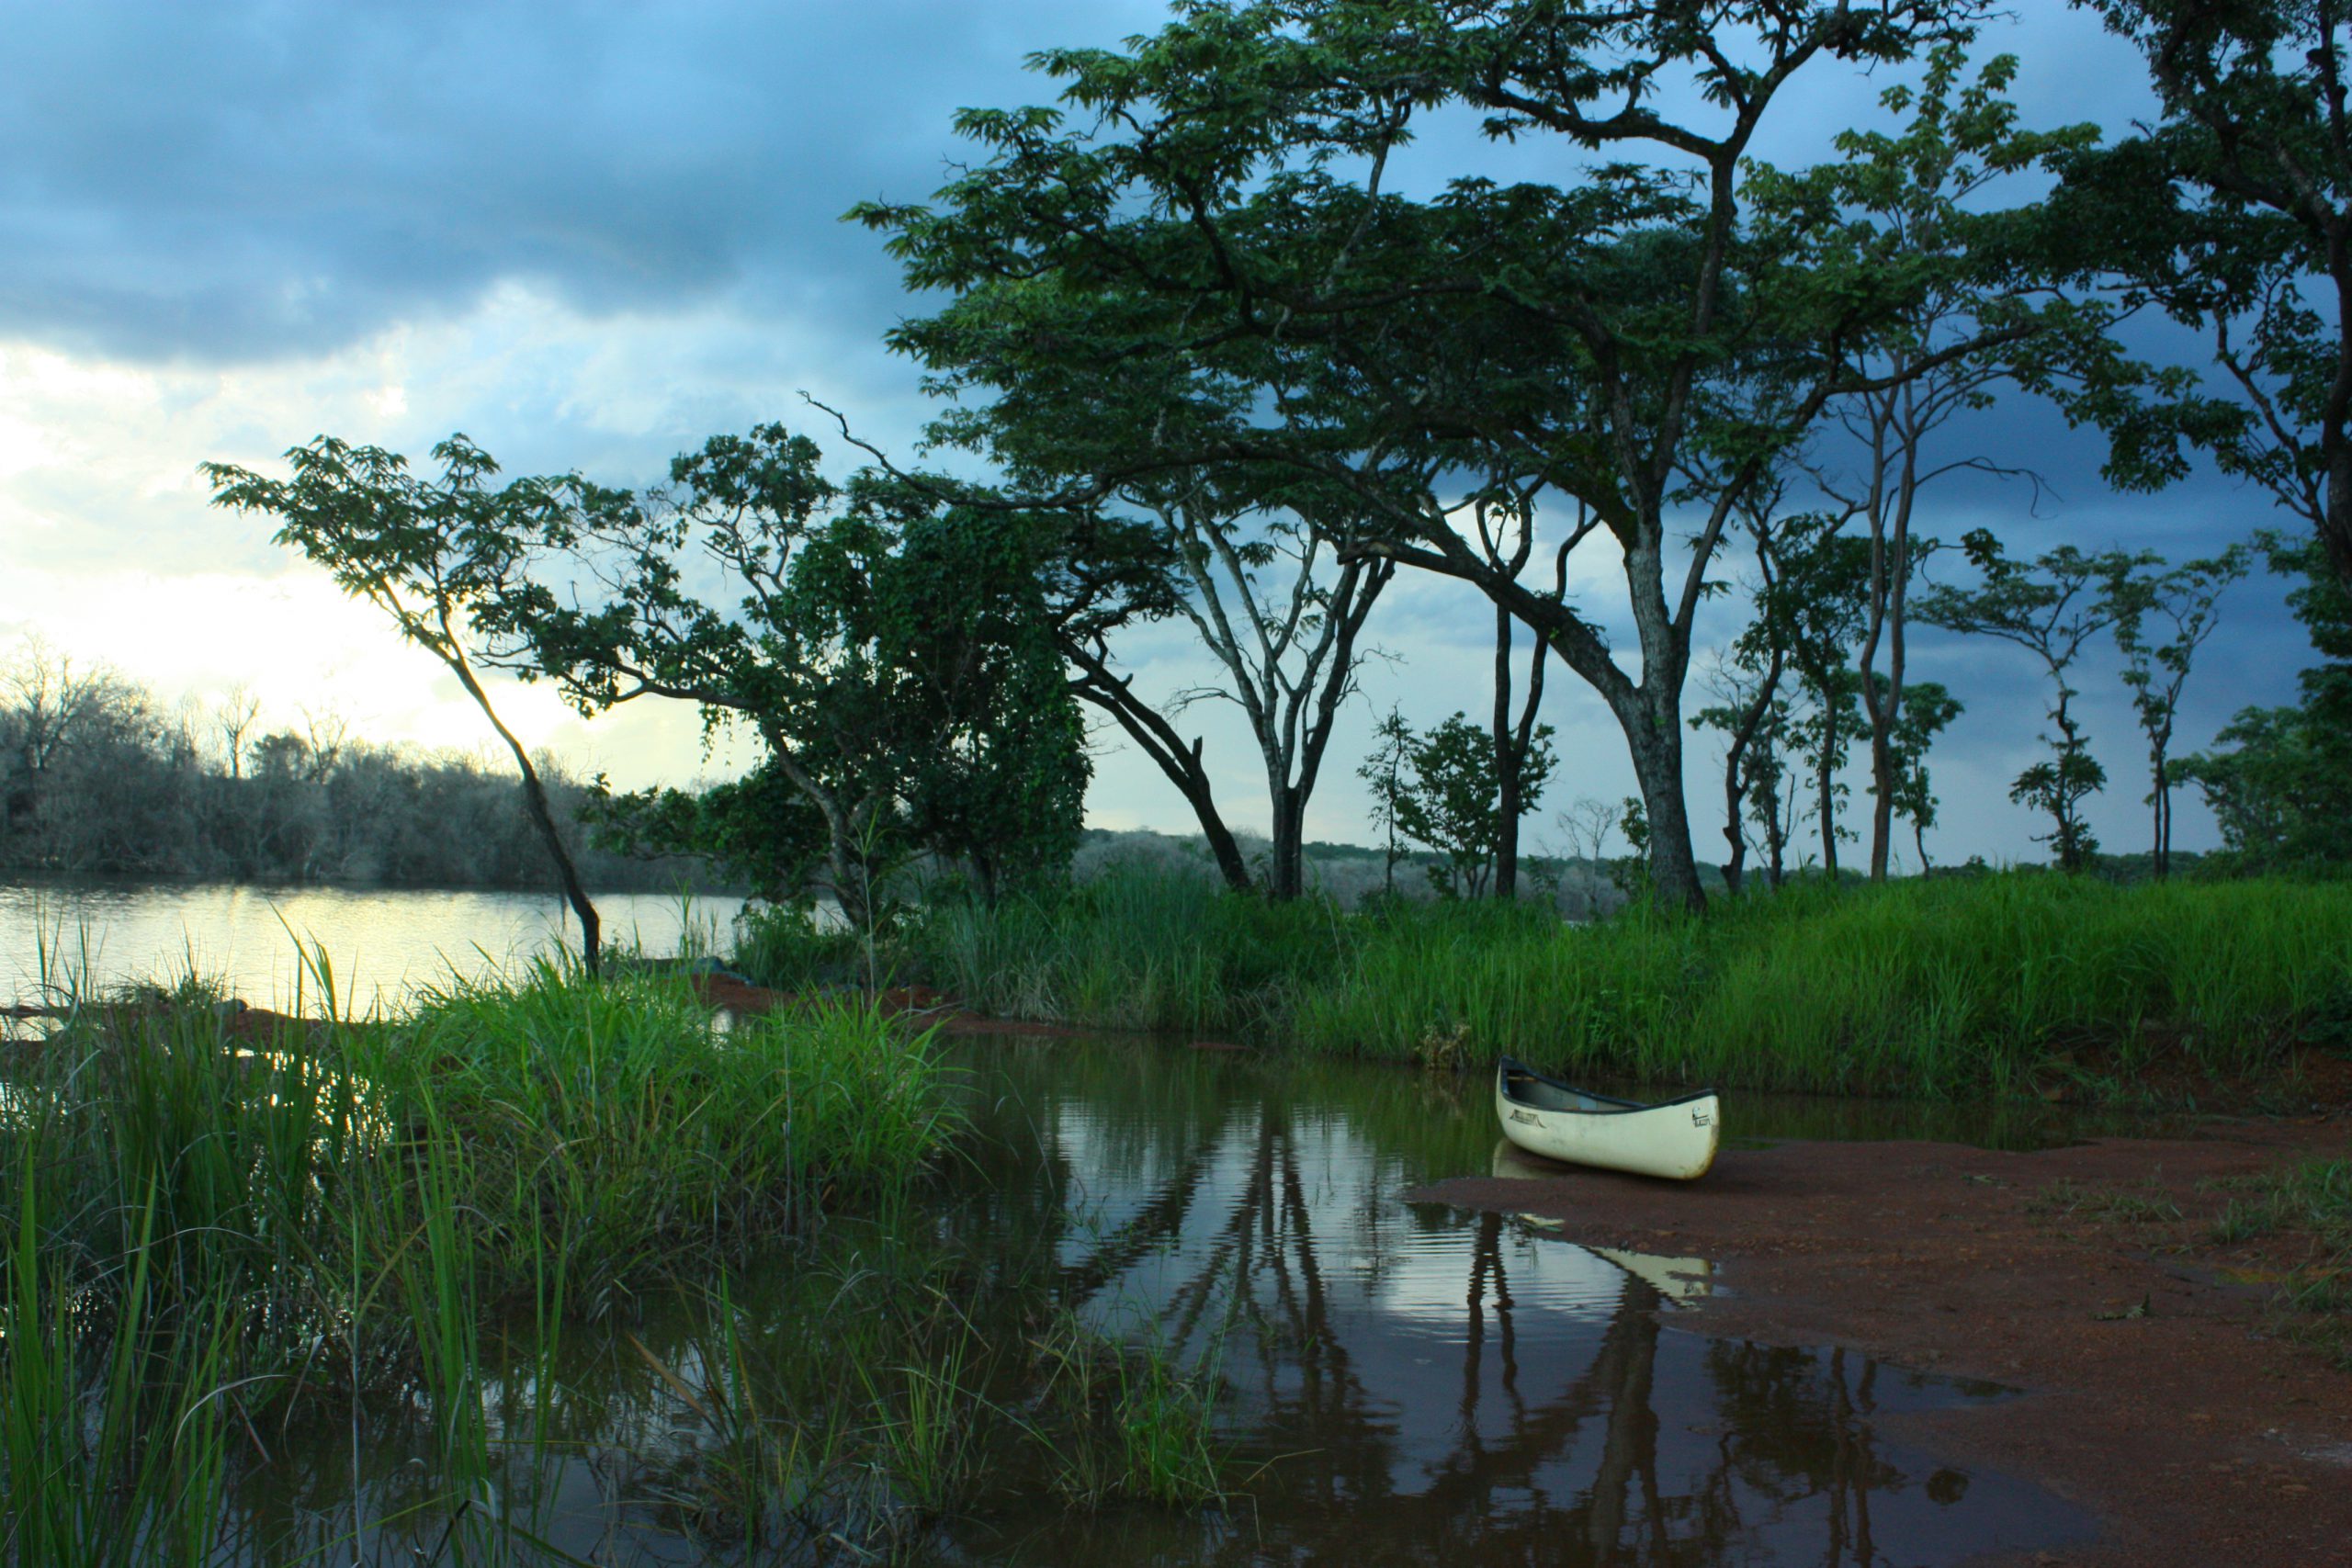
xmin=0 ymin=948 xmax=967 ymax=1562
xmin=869 ymin=869 xmax=2352 ymax=1098
xmin=1029 ymin=1309 xmax=1229 ymax=1507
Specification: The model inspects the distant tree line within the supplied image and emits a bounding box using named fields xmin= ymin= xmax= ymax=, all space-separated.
xmin=0 ymin=637 xmax=719 ymax=891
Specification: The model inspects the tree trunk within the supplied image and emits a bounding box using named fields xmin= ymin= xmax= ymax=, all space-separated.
xmin=1068 ymin=649 xmax=1253 ymax=893
xmin=1489 ymin=603 xmax=1545 ymax=901
xmin=1859 ymin=431 xmax=1919 ymax=884
xmin=448 ymin=648 xmax=599 ymax=976
xmin=1621 ymin=695 xmax=1705 ymax=914
xmin=1362 ymin=522 xmax=1703 ymax=913
xmin=1494 ymin=604 xmax=1521 ymax=902
xmin=2152 ymin=741 xmax=2171 ymax=879
xmin=2325 ymin=436 xmax=2352 ymax=592
xmin=1816 ymin=694 xmax=1839 ymax=881
xmin=1763 ymin=774 xmax=1790 ymax=891
xmin=1268 ymin=782 xmax=1306 ymax=901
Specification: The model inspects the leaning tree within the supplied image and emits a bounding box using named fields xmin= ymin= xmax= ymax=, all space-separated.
xmin=207 ymin=436 xmax=605 ymax=975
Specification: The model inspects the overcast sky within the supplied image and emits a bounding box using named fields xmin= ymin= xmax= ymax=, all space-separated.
xmin=0 ymin=2 xmax=2313 ymax=871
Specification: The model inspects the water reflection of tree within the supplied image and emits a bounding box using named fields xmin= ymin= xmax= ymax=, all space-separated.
xmin=209 ymin=1050 xmax=1979 ymax=1565
xmin=1028 ymin=1067 xmax=1948 ymax=1565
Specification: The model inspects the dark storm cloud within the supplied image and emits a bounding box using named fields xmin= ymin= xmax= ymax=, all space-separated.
xmin=0 ymin=0 xmax=1166 ymax=363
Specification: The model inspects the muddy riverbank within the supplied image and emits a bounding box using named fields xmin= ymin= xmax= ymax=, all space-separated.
xmin=1415 ymin=1118 xmax=2352 ymax=1566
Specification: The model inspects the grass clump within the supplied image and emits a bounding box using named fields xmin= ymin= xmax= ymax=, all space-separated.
xmin=2211 ymin=1157 xmax=2352 ymax=1364
xmin=2028 ymin=1177 xmax=2185 ymax=1224
xmin=1030 ymin=1312 xmax=1229 ymax=1508
xmin=401 ymin=960 xmax=960 ymax=1303
xmin=0 ymin=956 xmax=964 ymax=1561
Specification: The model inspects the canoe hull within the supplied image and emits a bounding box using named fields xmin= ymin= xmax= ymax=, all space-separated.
xmin=1493 ymin=1065 xmax=1720 ymax=1181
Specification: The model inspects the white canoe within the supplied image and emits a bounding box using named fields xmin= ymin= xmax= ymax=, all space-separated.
xmin=1494 ymin=1057 xmax=1720 ymax=1181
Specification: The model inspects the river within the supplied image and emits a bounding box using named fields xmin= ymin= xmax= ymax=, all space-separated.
xmin=0 ymin=878 xmax=749 ymax=1012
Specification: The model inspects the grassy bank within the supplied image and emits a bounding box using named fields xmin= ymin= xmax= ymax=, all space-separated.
xmin=757 ymin=870 xmax=2352 ymax=1099
xmin=0 ymin=962 xmax=970 ymax=1562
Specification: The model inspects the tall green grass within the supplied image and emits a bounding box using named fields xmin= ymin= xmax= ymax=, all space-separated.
xmin=850 ymin=869 xmax=2352 ymax=1097
xmin=0 ymin=954 xmax=965 ymax=1562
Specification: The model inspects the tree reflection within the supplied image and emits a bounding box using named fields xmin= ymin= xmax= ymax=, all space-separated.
xmin=190 ymin=1043 xmax=2037 ymax=1566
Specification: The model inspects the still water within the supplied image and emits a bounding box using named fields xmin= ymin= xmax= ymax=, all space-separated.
xmin=0 ymin=879 xmax=747 ymax=1012
xmin=226 ymin=1040 xmax=2094 ymax=1565
xmin=4 ymin=883 xmax=2100 ymax=1561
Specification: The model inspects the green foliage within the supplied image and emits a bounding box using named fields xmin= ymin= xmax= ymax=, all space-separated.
xmin=1917 ymin=529 xmax=2155 ymax=870
xmin=1384 ymin=712 xmax=1556 ymax=899
xmin=0 ymin=961 xmax=964 ymax=1558
xmin=205 ymin=434 xmax=606 ymax=968
xmin=1883 ymin=678 xmax=1964 ymax=867
xmin=582 ymin=760 xmax=831 ymax=904
xmin=859 ymin=0 xmax=2078 ymax=912
xmin=897 ymin=868 xmax=2352 ymax=1099
xmin=902 ymin=867 xmax=1352 ymax=1036
xmin=488 ymin=425 xmax=1091 ymax=921
xmin=2176 ymin=533 xmax=2352 ymax=869
xmin=2059 ymin=2 xmax=2352 ymax=582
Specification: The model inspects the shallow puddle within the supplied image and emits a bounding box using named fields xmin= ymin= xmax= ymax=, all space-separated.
xmin=214 ymin=1038 xmax=2100 ymax=1563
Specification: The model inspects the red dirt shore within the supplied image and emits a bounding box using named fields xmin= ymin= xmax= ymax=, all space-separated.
xmin=1409 ymin=1116 xmax=2352 ymax=1568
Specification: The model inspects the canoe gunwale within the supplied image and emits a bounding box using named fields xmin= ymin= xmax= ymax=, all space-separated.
xmin=1496 ymin=1056 xmax=1717 ymax=1116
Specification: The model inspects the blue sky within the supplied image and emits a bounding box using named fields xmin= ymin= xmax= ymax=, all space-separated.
xmin=0 ymin=1 xmax=2313 ymax=868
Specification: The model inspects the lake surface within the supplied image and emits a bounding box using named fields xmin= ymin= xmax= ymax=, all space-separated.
xmin=0 ymin=879 xmax=748 ymax=1012
xmin=223 ymin=1038 xmax=2096 ymax=1565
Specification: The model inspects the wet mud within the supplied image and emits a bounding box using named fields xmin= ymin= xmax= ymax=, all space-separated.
xmin=1416 ymin=1120 xmax=2352 ymax=1566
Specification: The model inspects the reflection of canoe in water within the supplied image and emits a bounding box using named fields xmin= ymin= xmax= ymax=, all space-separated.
xmin=1487 ymin=1143 xmax=1718 ymax=1302
xmin=1494 ymin=1057 xmax=1720 ymax=1181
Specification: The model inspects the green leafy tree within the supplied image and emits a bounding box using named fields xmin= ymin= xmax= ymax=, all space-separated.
xmin=858 ymin=0 xmax=2112 ymax=914
xmin=1357 ymin=705 xmax=1415 ymax=899
xmin=1767 ymin=518 xmax=1873 ymax=878
xmin=1393 ymin=712 xmax=1556 ymax=900
xmin=2107 ymin=545 xmax=2249 ymax=876
xmin=1785 ymin=44 xmax=2107 ymax=879
xmin=1879 ymin=677 xmax=1963 ymax=872
xmin=2175 ymin=533 xmax=2352 ymax=868
xmin=916 ymin=335 xmax=1397 ymax=900
xmin=205 ymin=436 xmax=604 ymax=974
xmin=1917 ymin=530 xmax=2154 ymax=870
xmin=2064 ymin=2 xmax=2352 ymax=591
xmin=488 ymin=425 xmax=1091 ymax=926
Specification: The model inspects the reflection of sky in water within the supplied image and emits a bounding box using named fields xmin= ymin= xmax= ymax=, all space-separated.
xmin=0 ymin=882 xmax=747 ymax=1011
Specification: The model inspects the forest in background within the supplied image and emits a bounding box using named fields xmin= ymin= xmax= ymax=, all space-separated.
xmin=0 ymin=637 xmax=714 ymax=890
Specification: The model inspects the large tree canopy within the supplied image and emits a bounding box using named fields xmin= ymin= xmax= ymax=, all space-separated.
xmin=858 ymin=0 xmax=2132 ymax=909
xmin=2063 ymin=1 xmax=2352 ymax=588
